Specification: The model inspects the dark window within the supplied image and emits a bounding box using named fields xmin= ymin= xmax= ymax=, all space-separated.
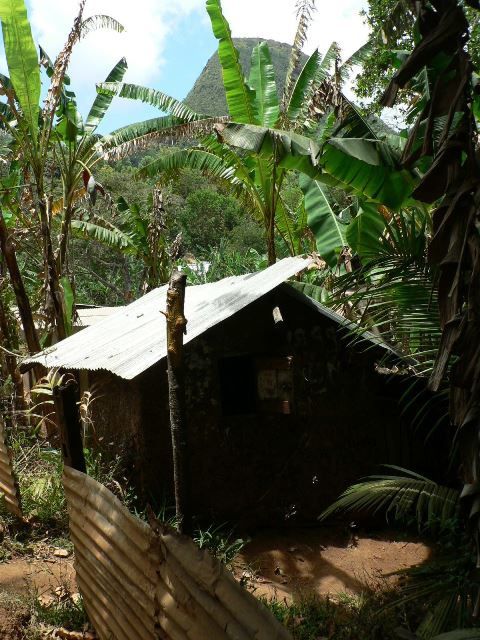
xmin=218 ymin=355 xmax=256 ymax=416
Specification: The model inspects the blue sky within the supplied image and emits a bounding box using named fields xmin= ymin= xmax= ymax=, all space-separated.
xmin=17 ymin=0 xmax=368 ymax=133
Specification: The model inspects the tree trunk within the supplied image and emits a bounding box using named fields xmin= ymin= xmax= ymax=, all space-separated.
xmin=39 ymin=197 xmax=67 ymax=341
xmin=266 ymin=211 xmax=276 ymax=266
xmin=58 ymin=200 xmax=74 ymax=275
xmin=0 ymin=293 xmax=27 ymax=419
xmin=166 ymin=270 xmax=191 ymax=535
xmin=0 ymin=211 xmax=41 ymax=355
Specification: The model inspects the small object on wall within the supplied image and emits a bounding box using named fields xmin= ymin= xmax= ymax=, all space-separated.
xmin=256 ymin=356 xmax=294 ymax=414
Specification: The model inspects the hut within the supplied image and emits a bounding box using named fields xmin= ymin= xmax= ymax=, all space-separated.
xmin=22 ymin=257 xmax=436 ymax=525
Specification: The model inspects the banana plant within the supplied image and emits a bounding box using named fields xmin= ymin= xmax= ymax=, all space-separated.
xmin=95 ymin=0 xmax=373 ymax=265
xmin=71 ymin=191 xmax=180 ymax=293
xmin=0 ymin=0 xmax=123 ymax=344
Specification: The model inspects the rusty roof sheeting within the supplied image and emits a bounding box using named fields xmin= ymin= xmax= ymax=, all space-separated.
xmin=64 ymin=466 xmax=292 ymax=640
xmin=23 ymin=257 xmax=312 ymax=380
xmin=0 ymin=418 xmax=22 ymax=518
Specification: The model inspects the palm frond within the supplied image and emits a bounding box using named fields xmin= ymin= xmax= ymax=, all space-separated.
xmin=319 ymin=465 xmax=460 ymax=528
xmin=71 ymin=218 xmax=133 ymax=250
xmin=137 ymin=147 xmax=236 ymax=183
xmin=100 ymin=116 xmax=229 ymax=161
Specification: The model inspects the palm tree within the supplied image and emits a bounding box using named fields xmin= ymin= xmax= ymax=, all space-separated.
xmin=71 ymin=189 xmax=182 ymax=295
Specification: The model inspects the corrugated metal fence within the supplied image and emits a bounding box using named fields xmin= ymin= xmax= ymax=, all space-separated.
xmin=63 ymin=467 xmax=292 ymax=640
xmin=0 ymin=417 xmax=22 ymax=517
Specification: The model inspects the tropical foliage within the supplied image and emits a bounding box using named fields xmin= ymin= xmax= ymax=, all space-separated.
xmin=0 ymin=0 xmax=124 ymax=348
xmin=2 ymin=0 xmax=480 ymax=637
xmin=96 ymin=0 xmax=393 ymax=264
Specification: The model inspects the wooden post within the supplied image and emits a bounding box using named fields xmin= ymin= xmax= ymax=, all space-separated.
xmin=166 ymin=270 xmax=191 ymax=535
xmin=53 ymin=380 xmax=86 ymax=472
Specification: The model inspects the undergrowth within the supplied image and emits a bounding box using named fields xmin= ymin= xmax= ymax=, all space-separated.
xmin=28 ymin=592 xmax=89 ymax=636
xmin=0 ymin=585 xmax=90 ymax=640
xmin=194 ymin=523 xmax=246 ymax=566
xmin=0 ymin=426 xmax=138 ymax=555
xmin=265 ymin=588 xmax=419 ymax=640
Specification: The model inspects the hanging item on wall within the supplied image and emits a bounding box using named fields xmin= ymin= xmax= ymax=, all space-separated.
xmin=256 ymin=356 xmax=294 ymax=414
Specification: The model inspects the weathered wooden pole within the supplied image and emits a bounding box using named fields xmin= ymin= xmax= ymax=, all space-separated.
xmin=53 ymin=380 xmax=86 ymax=472
xmin=166 ymin=270 xmax=191 ymax=535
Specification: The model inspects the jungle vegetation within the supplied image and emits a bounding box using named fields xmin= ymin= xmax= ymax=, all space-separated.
xmin=0 ymin=0 xmax=479 ymax=637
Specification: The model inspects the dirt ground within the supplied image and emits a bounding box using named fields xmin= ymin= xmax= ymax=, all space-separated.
xmin=234 ymin=526 xmax=431 ymax=601
xmin=0 ymin=527 xmax=431 ymax=637
xmin=0 ymin=556 xmax=75 ymax=596
xmin=0 ymin=550 xmax=76 ymax=639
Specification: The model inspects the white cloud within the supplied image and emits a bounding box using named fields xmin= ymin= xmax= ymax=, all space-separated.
xmin=217 ymin=0 xmax=369 ymax=60
xmin=28 ymin=0 xmax=368 ymax=88
xmin=28 ymin=0 xmax=198 ymax=86
xmin=22 ymin=0 xmax=368 ymax=127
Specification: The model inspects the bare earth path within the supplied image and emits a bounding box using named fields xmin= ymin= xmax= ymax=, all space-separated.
xmin=234 ymin=527 xmax=431 ymax=601
xmin=0 ymin=553 xmax=76 ymax=639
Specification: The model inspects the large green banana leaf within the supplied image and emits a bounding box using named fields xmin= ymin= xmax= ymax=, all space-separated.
xmin=286 ymin=49 xmax=321 ymax=121
xmin=96 ymin=82 xmax=203 ymax=122
xmin=216 ymin=122 xmax=321 ymax=179
xmin=85 ymin=57 xmax=128 ymax=133
xmin=248 ymin=42 xmax=279 ymax=128
xmin=300 ymin=174 xmax=347 ymax=267
xmin=0 ymin=0 xmax=40 ymax=141
xmin=217 ymin=122 xmax=415 ymax=208
xmin=345 ymin=201 xmax=386 ymax=259
xmin=321 ymin=137 xmax=414 ymax=208
xmin=288 ymin=42 xmax=338 ymax=124
xmin=206 ymin=0 xmax=256 ymax=124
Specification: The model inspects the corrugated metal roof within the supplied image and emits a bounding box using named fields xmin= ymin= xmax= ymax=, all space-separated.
xmin=75 ymin=306 xmax=123 ymax=328
xmin=22 ymin=257 xmax=312 ymax=380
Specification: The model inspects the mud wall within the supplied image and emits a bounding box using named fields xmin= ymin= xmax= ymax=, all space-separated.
xmin=137 ymin=286 xmax=434 ymax=524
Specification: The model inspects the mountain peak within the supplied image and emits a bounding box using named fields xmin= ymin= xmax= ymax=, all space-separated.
xmin=185 ymin=38 xmax=307 ymax=116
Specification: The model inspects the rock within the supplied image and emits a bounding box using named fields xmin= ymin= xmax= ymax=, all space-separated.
xmin=53 ymin=548 xmax=70 ymax=558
